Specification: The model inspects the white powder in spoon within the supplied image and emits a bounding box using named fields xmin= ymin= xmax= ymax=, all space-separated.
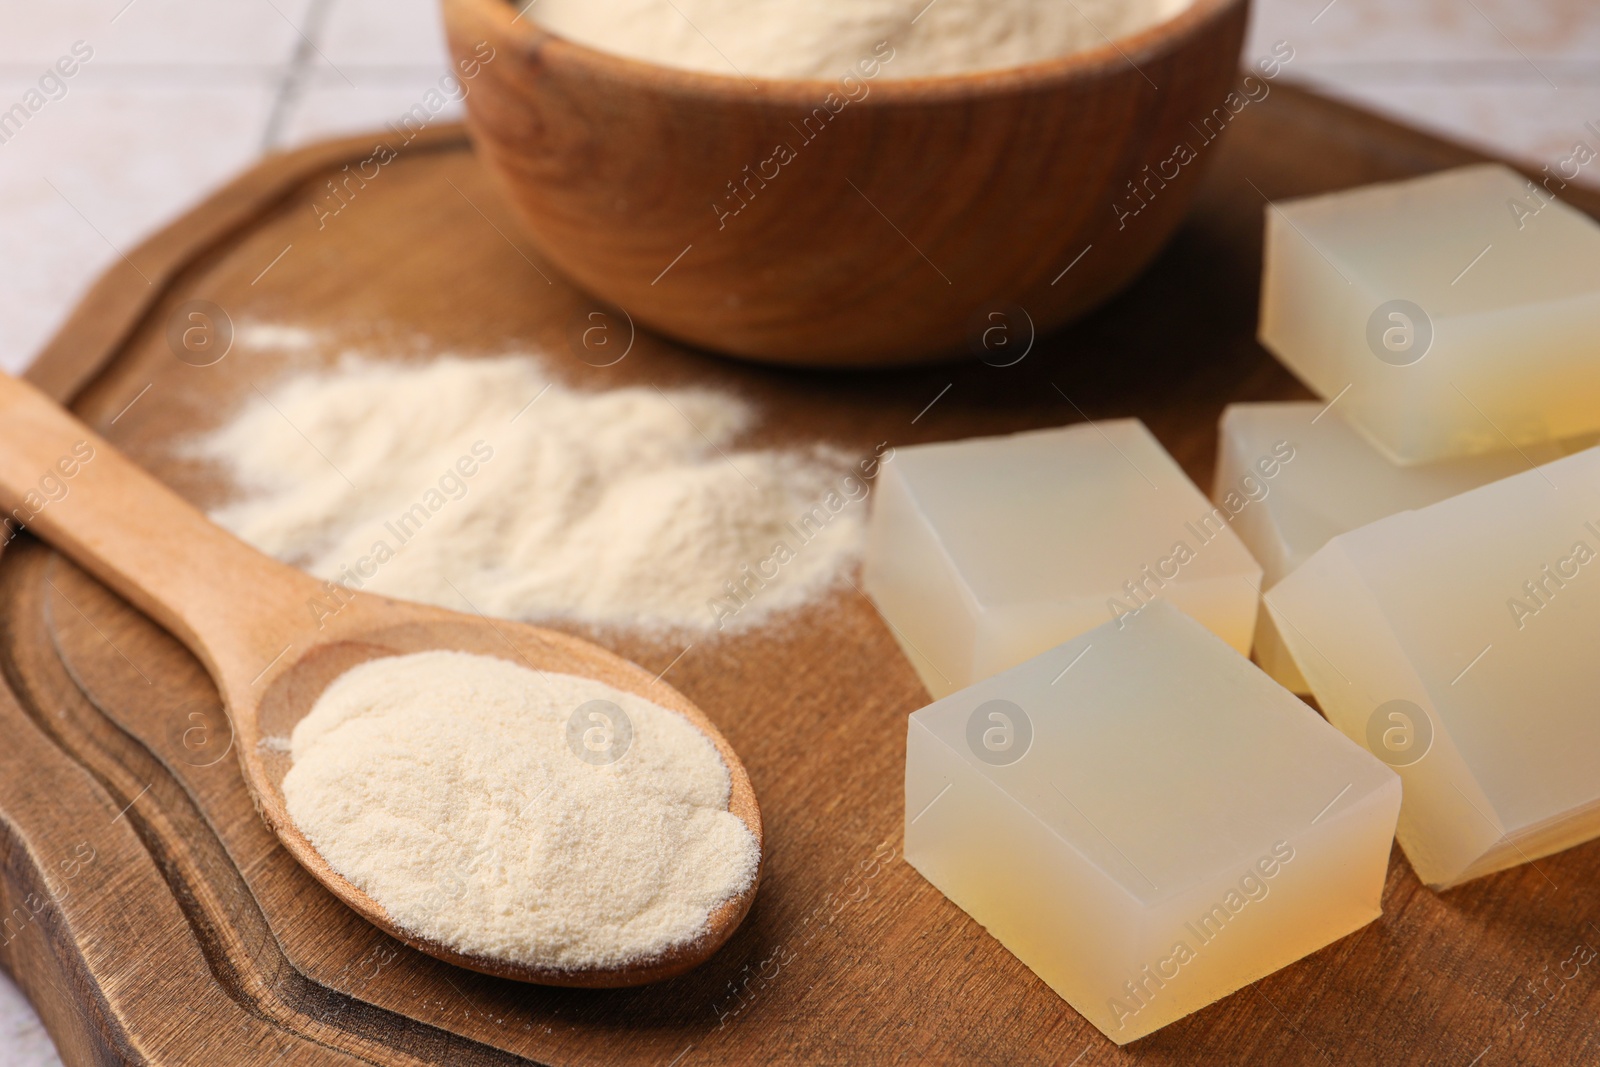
xmin=283 ymin=650 xmax=759 ymax=969
xmin=531 ymin=0 xmax=1195 ymax=80
xmin=193 ymin=354 xmax=868 ymax=634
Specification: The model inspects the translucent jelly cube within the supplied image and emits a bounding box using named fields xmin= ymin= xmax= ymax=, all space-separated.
xmin=1266 ymin=445 xmax=1600 ymax=889
xmin=905 ymin=601 xmax=1399 ymax=1044
xmin=1259 ymin=164 xmax=1600 ymax=465
xmin=865 ymin=420 xmax=1262 ymax=700
xmin=1215 ymin=402 xmax=1574 ymax=693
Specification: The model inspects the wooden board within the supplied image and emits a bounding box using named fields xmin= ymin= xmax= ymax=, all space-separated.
xmin=4 ymin=85 xmax=1600 ymax=1066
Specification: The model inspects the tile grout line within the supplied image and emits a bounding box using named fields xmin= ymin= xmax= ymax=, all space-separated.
xmin=259 ymin=0 xmax=340 ymax=153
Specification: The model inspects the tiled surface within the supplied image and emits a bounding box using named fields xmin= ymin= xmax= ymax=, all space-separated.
xmin=319 ymin=0 xmax=453 ymax=66
xmin=0 ymin=973 xmax=58 ymax=1066
xmin=0 ymin=0 xmax=1597 ymax=1062
xmin=0 ymin=0 xmax=317 ymax=66
xmin=0 ymin=0 xmax=456 ymax=378
xmin=1246 ymin=0 xmax=1600 ymax=179
xmin=276 ymin=74 xmax=464 ymax=145
xmin=0 ymin=79 xmax=278 ymax=366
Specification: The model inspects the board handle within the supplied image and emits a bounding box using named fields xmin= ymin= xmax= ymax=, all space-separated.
xmin=0 ymin=372 xmax=319 ymax=685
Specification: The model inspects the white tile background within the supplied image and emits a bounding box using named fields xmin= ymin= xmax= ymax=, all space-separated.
xmin=0 ymin=0 xmax=1597 ymax=1061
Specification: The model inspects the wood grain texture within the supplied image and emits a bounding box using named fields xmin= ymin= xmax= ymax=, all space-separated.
xmin=4 ymin=85 xmax=1600 ymax=1065
xmin=442 ymin=0 xmax=1250 ymax=365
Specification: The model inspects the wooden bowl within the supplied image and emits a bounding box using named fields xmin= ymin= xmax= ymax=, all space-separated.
xmin=443 ymin=0 xmax=1250 ymax=366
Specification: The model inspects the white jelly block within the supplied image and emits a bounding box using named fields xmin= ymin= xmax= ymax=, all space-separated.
xmin=1215 ymin=402 xmax=1575 ymax=693
xmin=1259 ymin=164 xmax=1600 ymax=465
xmin=1266 ymin=445 xmax=1600 ymax=889
xmin=865 ymin=420 xmax=1262 ymax=699
xmin=905 ymin=601 xmax=1399 ymax=1044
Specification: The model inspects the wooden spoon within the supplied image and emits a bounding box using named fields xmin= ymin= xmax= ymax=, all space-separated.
xmin=0 ymin=371 xmax=762 ymax=987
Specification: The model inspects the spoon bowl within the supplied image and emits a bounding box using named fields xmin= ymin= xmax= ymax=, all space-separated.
xmin=0 ymin=371 xmax=762 ymax=987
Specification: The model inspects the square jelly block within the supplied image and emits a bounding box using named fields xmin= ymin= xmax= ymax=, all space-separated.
xmin=1215 ymin=402 xmax=1574 ymax=693
xmin=1266 ymin=444 xmax=1600 ymax=889
xmin=865 ymin=420 xmax=1262 ymax=700
xmin=1259 ymin=164 xmax=1600 ymax=465
xmin=905 ymin=601 xmax=1399 ymax=1044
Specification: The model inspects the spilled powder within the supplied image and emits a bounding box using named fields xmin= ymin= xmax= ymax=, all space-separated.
xmin=282 ymin=650 xmax=759 ymax=968
xmin=234 ymin=321 xmax=319 ymax=352
xmin=193 ymin=354 xmax=865 ymax=633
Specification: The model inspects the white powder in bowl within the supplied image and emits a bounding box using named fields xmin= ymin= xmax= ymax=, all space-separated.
xmin=194 ymin=354 xmax=866 ymax=634
xmin=282 ymin=650 xmax=760 ymax=969
xmin=530 ymin=0 xmax=1196 ymax=80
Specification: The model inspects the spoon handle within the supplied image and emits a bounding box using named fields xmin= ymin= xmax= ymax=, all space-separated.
xmin=0 ymin=372 xmax=317 ymax=686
